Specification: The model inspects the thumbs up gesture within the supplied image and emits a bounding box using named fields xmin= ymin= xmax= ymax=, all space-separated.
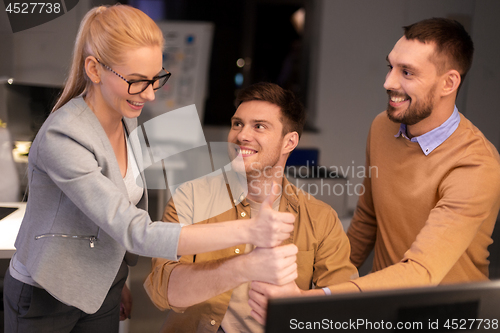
xmin=248 ymin=182 xmax=295 ymax=248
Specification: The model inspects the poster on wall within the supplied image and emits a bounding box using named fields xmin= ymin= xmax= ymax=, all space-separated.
xmin=135 ymin=21 xmax=214 ymax=208
xmin=140 ymin=21 xmax=214 ymax=124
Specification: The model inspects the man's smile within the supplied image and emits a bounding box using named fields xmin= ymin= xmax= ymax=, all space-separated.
xmin=238 ymin=146 xmax=258 ymax=157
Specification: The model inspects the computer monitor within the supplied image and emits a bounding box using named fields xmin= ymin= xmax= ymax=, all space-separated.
xmin=266 ymin=279 xmax=500 ymax=332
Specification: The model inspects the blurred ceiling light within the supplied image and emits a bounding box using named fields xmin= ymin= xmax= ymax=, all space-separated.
xmin=234 ymin=73 xmax=244 ymax=87
xmin=236 ymin=58 xmax=245 ymax=68
xmin=291 ymin=8 xmax=305 ymax=35
xmin=0 ymin=77 xmax=14 ymax=84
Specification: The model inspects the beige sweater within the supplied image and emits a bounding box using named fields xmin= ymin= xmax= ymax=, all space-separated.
xmin=331 ymin=111 xmax=500 ymax=294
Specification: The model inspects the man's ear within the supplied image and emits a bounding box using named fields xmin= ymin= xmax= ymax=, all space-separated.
xmin=440 ymin=69 xmax=461 ymax=97
xmin=84 ymin=56 xmax=101 ymax=84
xmin=282 ymin=131 xmax=299 ymax=155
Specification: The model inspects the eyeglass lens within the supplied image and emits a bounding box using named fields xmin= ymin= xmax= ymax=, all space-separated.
xmin=129 ymin=74 xmax=170 ymax=95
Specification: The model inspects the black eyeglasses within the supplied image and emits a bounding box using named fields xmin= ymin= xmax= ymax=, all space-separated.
xmin=95 ymin=58 xmax=171 ymax=95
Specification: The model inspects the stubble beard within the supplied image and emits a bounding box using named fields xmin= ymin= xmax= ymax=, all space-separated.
xmin=386 ymin=88 xmax=435 ymax=126
xmin=245 ymin=146 xmax=283 ymax=184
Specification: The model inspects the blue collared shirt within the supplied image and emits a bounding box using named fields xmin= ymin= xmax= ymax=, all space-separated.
xmin=394 ymin=106 xmax=460 ymax=155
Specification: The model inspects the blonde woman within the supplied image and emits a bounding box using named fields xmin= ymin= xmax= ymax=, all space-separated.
xmin=3 ymin=5 xmax=297 ymax=332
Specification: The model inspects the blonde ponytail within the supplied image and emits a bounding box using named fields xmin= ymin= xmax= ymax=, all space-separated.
xmin=52 ymin=4 xmax=164 ymax=112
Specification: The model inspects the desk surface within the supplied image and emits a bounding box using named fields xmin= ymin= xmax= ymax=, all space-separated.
xmin=0 ymin=202 xmax=26 ymax=259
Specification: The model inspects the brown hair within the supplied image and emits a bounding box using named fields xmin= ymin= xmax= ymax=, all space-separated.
xmin=235 ymin=82 xmax=306 ymax=138
xmin=403 ymin=18 xmax=474 ymax=87
xmin=52 ymin=4 xmax=164 ymax=112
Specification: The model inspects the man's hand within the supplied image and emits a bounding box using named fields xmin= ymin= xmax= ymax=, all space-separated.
xmin=240 ymin=244 xmax=298 ymax=285
xmin=120 ymin=284 xmax=132 ymax=321
xmin=248 ymin=281 xmax=303 ymax=325
xmin=248 ymin=182 xmax=295 ymax=248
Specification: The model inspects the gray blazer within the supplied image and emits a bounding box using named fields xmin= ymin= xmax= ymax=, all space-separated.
xmin=14 ymin=97 xmax=181 ymax=314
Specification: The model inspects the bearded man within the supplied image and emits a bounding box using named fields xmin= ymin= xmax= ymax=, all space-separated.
xmin=248 ymin=18 xmax=500 ymax=325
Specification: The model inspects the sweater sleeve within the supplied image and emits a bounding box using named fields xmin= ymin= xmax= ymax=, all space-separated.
xmin=341 ymin=152 xmax=500 ymax=292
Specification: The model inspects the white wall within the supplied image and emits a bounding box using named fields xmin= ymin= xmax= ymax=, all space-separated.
xmin=464 ymin=1 xmax=500 ymax=150
xmin=297 ymin=0 xmax=500 ymax=211
xmin=0 ymin=0 xmax=117 ymax=87
xmin=0 ymin=2 xmax=13 ymax=81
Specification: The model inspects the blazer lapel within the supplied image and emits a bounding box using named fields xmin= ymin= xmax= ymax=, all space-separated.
xmin=75 ymin=97 xmax=128 ymax=196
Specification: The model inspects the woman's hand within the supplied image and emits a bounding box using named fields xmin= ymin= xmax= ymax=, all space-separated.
xmin=239 ymin=244 xmax=298 ymax=285
xmin=177 ymin=182 xmax=295 ymax=255
xmin=120 ymin=284 xmax=132 ymax=321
